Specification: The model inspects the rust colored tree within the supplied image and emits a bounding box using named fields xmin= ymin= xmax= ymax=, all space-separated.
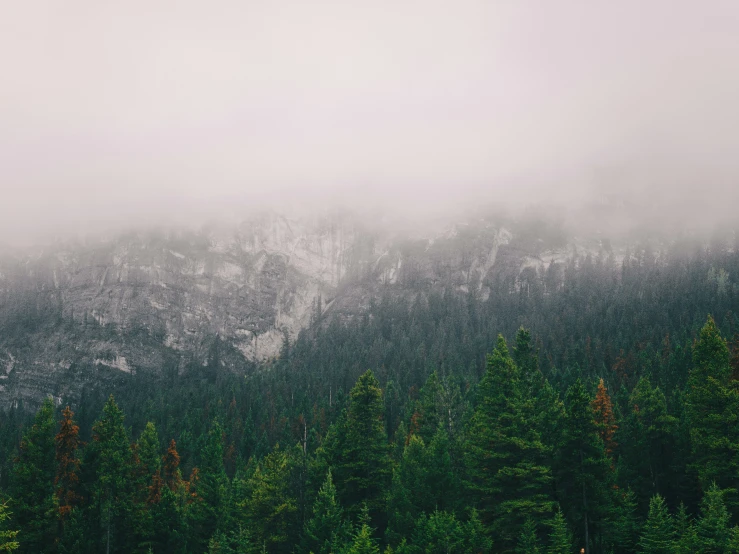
xmin=592 ymin=379 xmax=618 ymax=457
xmin=55 ymin=406 xmax=82 ymax=522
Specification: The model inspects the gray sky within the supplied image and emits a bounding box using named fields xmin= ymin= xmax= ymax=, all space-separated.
xmin=1 ymin=0 xmax=738 ymax=244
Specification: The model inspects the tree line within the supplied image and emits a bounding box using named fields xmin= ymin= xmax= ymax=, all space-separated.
xmin=2 ymin=317 xmax=739 ymax=553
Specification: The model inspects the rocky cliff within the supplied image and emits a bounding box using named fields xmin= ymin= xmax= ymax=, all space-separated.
xmin=0 ymin=209 xmax=610 ymax=410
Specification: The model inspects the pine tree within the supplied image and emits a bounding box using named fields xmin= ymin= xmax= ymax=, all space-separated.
xmin=55 ymin=406 xmax=82 ymax=524
xmin=87 ymin=394 xmax=135 ymax=554
xmin=465 ymin=508 xmax=493 ymax=554
xmin=517 ymin=519 xmax=541 ymax=554
xmin=162 ymin=439 xmax=183 ymax=491
xmin=547 ymin=508 xmax=572 ymax=554
xmin=188 ymin=421 xmax=229 ymax=552
xmin=386 ymin=434 xmax=429 ymax=542
xmin=696 ymin=484 xmax=732 ymax=553
xmin=672 ymin=503 xmax=697 ymax=554
xmin=9 ymin=397 xmax=57 ymax=552
xmin=465 ymin=335 xmax=554 ymax=550
xmin=132 ymin=422 xmax=162 ymax=549
xmin=415 ymin=371 xmax=444 ymax=443
xmin=686 ymin=316 xmax=739 ymax=497
xmin=554 ymin=379 xmax=614 ymax=554
xmin=348 ymin=507 xmax=380 ymax=554
xmin=0 ymin=500 xmax=20 ymax=552
xmin=348 ymin=524 xmax=380 ymax=554
xmin=617 ymin=378 xmax=677 ymax=511
xmin=609 ymin=488 xmax=640 ymax=554
xmin=591 ymin=379 xmax=617 ymax=458
xmin=302 ymin=469 xmax=349 ymax=554
xmin=333 ymin=370 xmax=392 ymax=526
xmin=425 ymin=425 xmax=459 ymax=513
xmin=513 ymin=327 xmax=539 ymax=386
xmin=637 ymin=494 xmax=674 ymax=554
xmin=242 ymin=443 xmax=301 ymax=552
xmin=410 ymin=511 xmax=466 ymax=554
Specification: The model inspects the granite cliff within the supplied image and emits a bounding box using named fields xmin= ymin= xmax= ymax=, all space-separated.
xmin=0 ymin=209 xmax=611 ymax=410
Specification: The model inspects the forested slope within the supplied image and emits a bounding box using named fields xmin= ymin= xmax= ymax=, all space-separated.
xmin=1 ymin=232 xmax=739 ymax=553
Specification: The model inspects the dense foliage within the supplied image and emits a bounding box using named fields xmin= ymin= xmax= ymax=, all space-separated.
xmin=2 ymin=238 xmax=739 ymax=552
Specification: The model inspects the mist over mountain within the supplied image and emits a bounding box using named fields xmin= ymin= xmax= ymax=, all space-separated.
xmin=3 ymin=2 xmax=739 ymax=553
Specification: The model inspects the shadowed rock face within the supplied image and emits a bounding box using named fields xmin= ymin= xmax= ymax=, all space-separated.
xmin=0 ymin=209 xmax=604 ymax=410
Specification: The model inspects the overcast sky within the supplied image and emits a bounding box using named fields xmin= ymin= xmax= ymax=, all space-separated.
xmin=1 ymin=0 xmax=738 ymax=244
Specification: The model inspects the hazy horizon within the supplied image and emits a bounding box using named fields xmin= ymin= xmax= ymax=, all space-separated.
xmin=2 ymin=1 xmax=738 ymax=245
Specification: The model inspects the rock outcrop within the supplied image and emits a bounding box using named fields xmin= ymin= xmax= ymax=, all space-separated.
xmin=0 ymin=209 xmax=608 ymax=410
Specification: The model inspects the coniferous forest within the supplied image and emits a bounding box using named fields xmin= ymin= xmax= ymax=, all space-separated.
xmin=2 ymin=240 xmax=739 ymax=553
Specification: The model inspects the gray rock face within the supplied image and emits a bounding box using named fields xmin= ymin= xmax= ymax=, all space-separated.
xmin=0 ymin=210 xmax=606 ymax=410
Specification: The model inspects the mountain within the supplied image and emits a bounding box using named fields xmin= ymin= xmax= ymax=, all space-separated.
xmin=0 ymin=208 xmax=623 ymax=410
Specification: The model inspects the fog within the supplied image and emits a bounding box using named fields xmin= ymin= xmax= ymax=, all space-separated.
xmin=1 ymin=0 xmax=738 ymax=245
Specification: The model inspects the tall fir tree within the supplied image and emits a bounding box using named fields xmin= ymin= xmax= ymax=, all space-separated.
xmin=617 ymin=378 xmax=677 ymax=511
xmin=546 ymin=508 xmax=572 ymax=554
xmin=242 ymin=443 xmax=301 ymax=553
xmin=554 ymin=379 xmax=614 ymax=554
xmin=686 ymin=316 xmax=739 ymax=501
xmin=55 ymin=406 xmax=82 ymax=525
xmin=0 ymin=500 xmax=20 ymax=552
xmin=465 ymin=335 xmax=553 ymax=551
xmin=637 ymin=494 xmax=674 ymax=554
xmin=301 ymin=469 xmax=349 ymax=554
xmin=673 ymin=502 xmax=698 ymax=554
xmin=132 ymin=422 xmax=162 ymax=550
xmin=517 ymin=518 xmax=541 ymax=554
xmin=347 ymin=506 xmax=380 ymax=554
xmin=188 ymin=421 xmax=229 ymax=552
xmin=696 ymin=484 xmax=733 ymax=553
xmin=408 ymin=510 xmax=466 ymax=554
xmin=9 ymin=398 xmax=57 ymax=553
xmin=591 ymin=379 xmax=617 ymax=458
xmin=87 ymin=394 xmax=135 ymax=554
xmin=332 ymin=370 xmax=392 ymax=528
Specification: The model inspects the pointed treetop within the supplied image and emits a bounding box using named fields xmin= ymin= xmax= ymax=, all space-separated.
xmin=692 ymin=315 xmax=730 ymax=382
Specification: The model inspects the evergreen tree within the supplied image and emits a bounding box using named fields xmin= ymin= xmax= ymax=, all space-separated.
xmin=425 ymin=425 xmax=459 ymax=513
xmin=301 ymin=469 xmax=349 ymax=554
xmin=132 ymin=422 xmax=162 ymax=550
xmin=409 ymin=511 xmax=465 ymax=554
xmin=637 ymin=494 xmax=674 ymax=554
xmin=686 ymin=316 xmax=739 ymax=498
xmin=9 ymin=398 xmax=57 ymax=553
xmin=242 ymin=443 xmax=300 ymax=553
xmin=87 ymin=394 xmax=135 ymax=554
xmin=673 ymin=502 xmax=698 ymax=554
xmin=386 ymin=434 xmax=429 ymax=542
xmin=465 ymin=508 xmax=493 ymax=554
xmin=517 ymin=519 xmax=541 ymax=554
xmin=696 ymin=484 xmax=732 ymax=553
xmin=333 ymin=370 xmax=392 ymax=527
xmin=162 ymin=439 xmax=183 ymax=491
xmin=414 ymin=371 xmax=444 ymax=443
xmin=547 ymin=508 xmax=572 ymax=554
xmin=465 ymin=335 xmax=553 ymax=550
xmin=609 ymin=488 xmax=640 ymax=554
xmin=188 ymin=421 xmax=229 ymax=552
xmin=591 ymin=379 xmax=617 ymax=458
xmin=348 ymin=523 xmax=380 ymax=554
xmin=513 ymin=327 xmax=539 ymax=387
xmin=617 ymin=378 xmax=677 ymax=511
xmin=0 ymin=500 xmax=20 ymax=552
xmin=348 ymin=506 xmax=380 ymax=554
xmin=55 ymin=406 xmax=81 ymax=525
xmin=554 ymin=380 xmax=614 ymax=554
